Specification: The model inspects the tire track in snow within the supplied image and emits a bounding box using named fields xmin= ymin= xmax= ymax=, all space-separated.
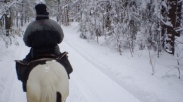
xmin=67 ymin=77 xmax=89 ymax=102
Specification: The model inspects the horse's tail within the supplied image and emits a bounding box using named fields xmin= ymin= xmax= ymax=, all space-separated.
xmin=40 ymin=69 xmax=61 ymax=102
xmin=40 ymin=71 xmax=57 ymax=102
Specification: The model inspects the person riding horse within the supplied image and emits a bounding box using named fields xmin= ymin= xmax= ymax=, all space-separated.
xmin=15 ymin=3 xmax=73 ymax=92
xmin=23 ymin=3 xmax=64 ymax=62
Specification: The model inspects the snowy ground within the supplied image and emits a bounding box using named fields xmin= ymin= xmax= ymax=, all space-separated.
xmin=0 ymin=22 xmax=183 ymax=102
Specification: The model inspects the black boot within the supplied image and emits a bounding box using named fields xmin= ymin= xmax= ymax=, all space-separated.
xmin=58 ymin=52 xmax=73 ymax=79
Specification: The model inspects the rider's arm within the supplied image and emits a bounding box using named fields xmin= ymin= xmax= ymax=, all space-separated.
xmin=50 ymin=19 xmax=64 ymax=44
xmin=57 ymin=26 xmax=64 ymax=44
xmin=23 ymin=23 xmax=33 ymax=47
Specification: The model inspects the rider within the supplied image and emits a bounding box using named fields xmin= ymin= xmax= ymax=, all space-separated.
xmin=23 ymin=3 xmax=64 ymax=62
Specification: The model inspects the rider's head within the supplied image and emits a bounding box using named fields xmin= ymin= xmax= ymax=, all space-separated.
xmin=35 ymin=3 xmax=49 ymax=16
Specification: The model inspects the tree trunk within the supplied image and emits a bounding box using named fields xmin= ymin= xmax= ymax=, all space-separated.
xmin=166 ymin=0 xmax=181 ymax=55
xmin=5 ymin=14 xmax=11 ymax=36
xmin=106 ymin=2 xmax=111 ymax=35
xmin=21 ymin=1 xmax=24 ymax=26
xmin=16 ymin=12 xmax=19 ymax=28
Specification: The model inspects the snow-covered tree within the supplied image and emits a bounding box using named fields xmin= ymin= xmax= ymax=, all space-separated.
xmin=0 ymin=0 xmax=36 ymax=48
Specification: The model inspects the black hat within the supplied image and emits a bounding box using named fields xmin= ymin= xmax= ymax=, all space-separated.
xmin=35 ymin=4 xmax=49 ymax=15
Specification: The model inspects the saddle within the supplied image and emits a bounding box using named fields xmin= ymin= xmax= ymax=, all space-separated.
xmin=15 ymin=52 xmax=73 ymax=92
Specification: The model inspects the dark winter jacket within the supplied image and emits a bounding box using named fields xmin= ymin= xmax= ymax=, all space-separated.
xmin=23 ymin=19 xmax=64 ymax=48
xmin=23 ymin=19 xmax=64 ymax=58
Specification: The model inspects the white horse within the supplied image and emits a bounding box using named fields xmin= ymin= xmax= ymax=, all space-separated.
xmin=26 ymin=60 xmax=69 ymax=102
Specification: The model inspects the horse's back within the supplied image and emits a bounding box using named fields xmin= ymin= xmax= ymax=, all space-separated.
xmin=26 ymin=60 xmax=69 ymax=102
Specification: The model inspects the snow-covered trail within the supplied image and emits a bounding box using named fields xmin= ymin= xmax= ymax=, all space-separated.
xmin=61 ymin=41 xmax=141 ymax=102
xmin=8 ymin=41 xmax=141 ymax=102
xmin=6 ymin=28 xmax=141 ymax=102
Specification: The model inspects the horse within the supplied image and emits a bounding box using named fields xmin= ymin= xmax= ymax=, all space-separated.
xmin=26 ymin=60 xmax=69 ymax=102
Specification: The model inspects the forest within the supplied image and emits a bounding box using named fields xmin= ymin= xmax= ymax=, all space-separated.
xmin=0 ymin=0 xmax=183 ymax=78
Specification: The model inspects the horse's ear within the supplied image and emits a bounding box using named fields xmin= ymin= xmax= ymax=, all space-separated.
xmin=56 ymin=92 xmax=62 ymax=102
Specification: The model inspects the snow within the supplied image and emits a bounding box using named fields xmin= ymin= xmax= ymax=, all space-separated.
xmin=0 ymin=22 xmax=183 ymax=102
